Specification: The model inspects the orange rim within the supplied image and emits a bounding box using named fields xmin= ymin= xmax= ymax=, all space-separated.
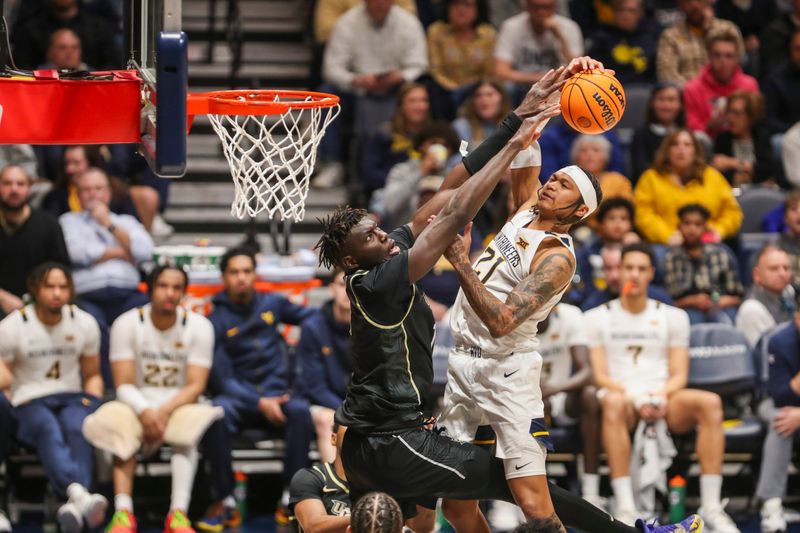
xmin=187 ymin=89 xmax=340 ymax=116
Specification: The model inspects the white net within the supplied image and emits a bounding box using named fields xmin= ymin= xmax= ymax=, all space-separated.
xmin=206 ymin=94 xmax=340 ymax=221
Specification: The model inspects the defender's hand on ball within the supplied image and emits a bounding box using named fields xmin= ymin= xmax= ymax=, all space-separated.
xmin=514 ymin=67 xmax=566 ymax=119
xmin=511 ymin=104 xmax=561 ymax=149
xmin=444 ymin=222 xmax=473 ymax=268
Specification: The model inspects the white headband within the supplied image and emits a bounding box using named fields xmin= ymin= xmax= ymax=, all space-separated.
xmin=558 ymin=165 xmax=598 ymax=220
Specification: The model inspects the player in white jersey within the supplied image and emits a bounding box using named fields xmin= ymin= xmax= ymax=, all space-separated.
xmin=438 ymin=57 xmax=703 ymax=533
xmin=536 ymin=304 xmax=603 ymax=507
xmin=105 ymin=265 xmax=215 ymax=533
xmin=585 ymin=243 xmax=738 ymax=533
xmin=0 ymin=263 xmax=107 ymax=533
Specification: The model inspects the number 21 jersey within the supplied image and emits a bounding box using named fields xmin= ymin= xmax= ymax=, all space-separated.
xmin=450 ymin=209 xmax=576 ymax=355
xmin=110 ymin=304 xmax=214 ymax=407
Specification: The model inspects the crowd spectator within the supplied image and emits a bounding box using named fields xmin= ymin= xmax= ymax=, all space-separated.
xmin=370 ymin=121 xmax=460 ymax=229
xmin=663 ymin=204 xmax=743 ymax=324
xmin=570 ymin=134 xmax=633 ymax=202
xmin=735 ymin=245 xmax=795 ymax=346
xmin=314 ymin=0 xmax=416 ymax=45
xmin=0 ymin=165 xmax=69 ymax=316
xmin=322 ymin=0 xmax=427 ymax=99
xmin=683 ymin=30 xmax=759 ymax=139
xmin=41 ymin=28 xmax=87 ymax=70
xmin=711 ymin=91 xmax=780 ymax=187
xmin=42 ymin=146 xmax=160 ymax=233
xmin=754 ymin=298 xmax=800 ymax=533
xmin=573 ymin=199 xmax=640 ymax=303
xmin=426 ymin=0 xmax=496 ymax=119
xmin=317 ymin=0 xmax=428 ymax=188
xmin=207 ymin=247 xmax=316 ymax=521
xmin=656 ymin=0 xmax=744 ymax=87
xmin=631 ymin=83 xmax=685 ymax=181
xmin=104 ymin=266 xmax=216 ymax=533
xmin=494 ymin=0 xmax=583 ymax=102
xmin=0 ymin=263 xmax=106 ymax=533
xmin=587 ymin=243 xmax=738 ymax=531
xmin=763 ymin=29 xmax=800 ymax=143
xmin=451 ymin=80 xmax=511 ymax=150
xmin=359 ymin=83 xmax=432 ymax=194
xmin=587 ymin=0 xmax=661 ymax=85
xmin=59 ymin=168 xmax=153 ymax=380
xmin=759 ymin=0 xmax=800 ymax=78
xmin=296 ymin=270 xmax=351 ymax=464
xmin=775 ymin=191 xmax=800 ymax=287
xmin=634 ymin=129 xmax=743 ymax=245
xmin=11 ymin=0 xmax=121 ymax=70
xmin=538 ymin=120 xmax=625 ymax=183
xmin=580 ymin=244 xmax=673 ymax=311
xmin=714 ymin=0 xmax=777 ymax=75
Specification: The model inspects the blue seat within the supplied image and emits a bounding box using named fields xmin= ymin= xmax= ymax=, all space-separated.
xmin=737 ymin=187 xmax=786 ymax=234
xmin=688 ymin=324 xmax=764 ymax=454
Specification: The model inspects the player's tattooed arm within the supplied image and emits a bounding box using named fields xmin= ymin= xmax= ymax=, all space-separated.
xmin=448 ymin=240 xmax=575 ymax=338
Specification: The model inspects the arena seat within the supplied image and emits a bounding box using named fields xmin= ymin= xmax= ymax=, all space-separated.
xmin=615 ymin=84 xmax=652 ymax=131
xmin=687 ymin=323 xmax=763 ymax=455
xmin=737 ymin=187 xmax=787 ymax=234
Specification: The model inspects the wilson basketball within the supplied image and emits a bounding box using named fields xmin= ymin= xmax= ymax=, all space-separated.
xmin=560 ymin=70 xmax=626 ymax=134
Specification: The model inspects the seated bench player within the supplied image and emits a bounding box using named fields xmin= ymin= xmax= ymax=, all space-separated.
xmin=97 ymin=265 xmax=217 ymax=533
xmin=537 ymin=303 xmax=602 ymax=507
xmin=586 ymin=243 xmax=738 ymax=532
xmin=0 ymin=263 xmax=107 ymax=533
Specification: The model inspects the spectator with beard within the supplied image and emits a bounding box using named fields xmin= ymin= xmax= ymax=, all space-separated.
xmin=0 ymin=165 xmax=69 ymax=317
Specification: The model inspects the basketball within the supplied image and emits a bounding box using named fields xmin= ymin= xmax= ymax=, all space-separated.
xmin=560 ymin=70 xmax=626 ymax=134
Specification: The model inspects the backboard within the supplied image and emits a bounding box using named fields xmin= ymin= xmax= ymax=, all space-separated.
xmin=126 ymin=0 xmax=188 ymax=178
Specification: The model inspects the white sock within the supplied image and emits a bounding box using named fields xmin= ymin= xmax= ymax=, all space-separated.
xmin=611 ymin=476 xmax=636 ymax=512
xmin=700 ymin=474 xmax=723 ymax=511
xmin=67 ymin=483 xmax=90 ymax=504
xmin=223 ymin=496 xmax=236 ymax=509
xmin=170 ymin=447 xmax=199 ymax=512
xmin=281 ymin=488 xmax=290 ymax=507
xmin=582 ymin=473 xmax=600 ymax=498
xmin=115 ymin=494 xmax=133 ymax=513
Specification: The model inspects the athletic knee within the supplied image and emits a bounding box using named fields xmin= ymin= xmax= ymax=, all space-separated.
xmin=581 ymin=386 xmax=600 ymax=415
xmin=311 ymin=408 xmax=335 ymax=433
xmin=515 ymin=492 xmax=554 ymax=520
xmin=600 ymin=392 xmax=627 ymax=421
xmin=441 ymin=499 xmax=478 ymax=524
xmin=699 ymin=392 xmax=723 ymax=424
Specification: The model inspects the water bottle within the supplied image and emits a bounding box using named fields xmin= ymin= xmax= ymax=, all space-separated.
xmin=668 ymin=475 xmax=686 ymax=523
xmin=234 ymin=470 xmax=248 ymax=522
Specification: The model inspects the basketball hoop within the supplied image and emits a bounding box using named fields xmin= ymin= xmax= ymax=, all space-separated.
xmin=187 ymin=89 xmax=340 ymax=221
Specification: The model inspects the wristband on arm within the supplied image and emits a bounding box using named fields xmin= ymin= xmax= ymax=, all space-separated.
xmin=510 ymin=141 xmax=541 ymax=169
xmin=462 ymin=112 xmax=523 ymax=175
xmin=117 ymin=384 xmax=152 ymax=415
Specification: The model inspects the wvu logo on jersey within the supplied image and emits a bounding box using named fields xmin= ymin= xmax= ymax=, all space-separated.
xmin=226 ymin=327 xmax=239 ymax=337
xmin=261 ymin=311 xmax=275 ymax=325
xmin=64 ymin=335 xmax=75 ymax=342
xmin=516 ymin=237 xmax=529 ymax=250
